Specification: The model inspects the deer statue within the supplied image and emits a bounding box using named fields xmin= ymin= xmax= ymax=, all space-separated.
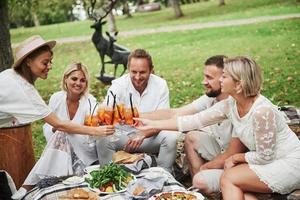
xmin=105 ymin=31 xmax=130 ymax=77
xmin=88 ymin=0 xmax=130 ymax=84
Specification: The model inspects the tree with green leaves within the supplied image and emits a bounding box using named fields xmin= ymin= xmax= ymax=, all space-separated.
xmin=0 ymin=0 xmax=13 ymax=72
xmin=8 ymin=0 xmax=76 ymax=27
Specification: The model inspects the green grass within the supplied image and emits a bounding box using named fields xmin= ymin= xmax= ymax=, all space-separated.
xmin=29 ymin=18 xmax=300 ymax=158
xmin=10 ymin=0 xmax=300 ymax=43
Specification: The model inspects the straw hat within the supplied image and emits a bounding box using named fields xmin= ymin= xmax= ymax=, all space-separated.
xmin=12 ymin=35 xmax=56 ymax=69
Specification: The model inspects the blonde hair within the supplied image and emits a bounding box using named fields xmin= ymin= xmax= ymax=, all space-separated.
xmin=224 ymin=56 xmax=263 ymax=97
xmin=61 ymin=62 xmax=90 ymax=96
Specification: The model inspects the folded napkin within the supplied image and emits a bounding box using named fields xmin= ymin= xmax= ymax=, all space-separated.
xmin=125 ymin=174 xmax=168 ymax=199
xmin=122 ymin=154 xmax=153 ymax=174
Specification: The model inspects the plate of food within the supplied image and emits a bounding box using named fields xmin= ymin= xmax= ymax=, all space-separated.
xmin=62 ymin=176 xmax=84 ymax=185
xmin=84 ymin=162 xmax=135 ymax=194
xmin=149 ymin=191 xmax=204 ymax=200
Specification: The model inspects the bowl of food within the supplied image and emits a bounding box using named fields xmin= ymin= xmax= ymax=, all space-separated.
xmin=84 ymin=163 xmax=135 ymax=194
xmin=149 ymin=191 xmax=204 ymax=200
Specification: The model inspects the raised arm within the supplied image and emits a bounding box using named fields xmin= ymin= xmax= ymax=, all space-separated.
xmin=137 ymin=98 xmax=230 ymax=132
xmin=140 ymin=95 xmax=212 ymax=120
xmin=177 ymin=99 xmax=229 ymax=132
xmin=140 ymin=104 xmax=198 ymax=120
xmin=245 ymin=105 xmax=277 ymax=164
xmin=44 ymin=112 xmax=114 ymax=136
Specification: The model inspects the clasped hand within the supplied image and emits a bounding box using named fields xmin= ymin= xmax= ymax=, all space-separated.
xmin=124 ymin=132 xmax=146 ymax=152
xmin=224 ymin=155 xmax=237 ymax=170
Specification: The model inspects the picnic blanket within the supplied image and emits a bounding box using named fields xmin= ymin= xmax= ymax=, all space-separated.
xmin=279 ymin=106 xmax=300 ymax=125
xmin=22 ymin=167 xmax=202 ymax=200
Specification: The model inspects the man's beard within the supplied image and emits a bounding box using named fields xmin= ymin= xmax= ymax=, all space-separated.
xmin=206 ymin=88 xmax=222 ymax=97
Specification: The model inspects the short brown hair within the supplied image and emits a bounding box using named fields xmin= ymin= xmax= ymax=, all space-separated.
xmin=205 ymin=55 xmax=227 ymax=69
xmin=127 ymin=49 xmax=153 ymax=70
xmin=224 ymin=56 xmax=263 ymax=97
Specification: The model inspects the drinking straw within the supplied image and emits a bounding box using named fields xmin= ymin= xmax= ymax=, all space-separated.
xmin=91 ymin=102 xmax=99 ymax=117
xmin=110 ymin=91 xmax=116 ymax=125
xmin=88 ymin=98 xmax=92 ymax=115
xmin=129 ymin=93 xmax=135 ymax=123
xmin=106 ymin=94 xmax=110 ymax=106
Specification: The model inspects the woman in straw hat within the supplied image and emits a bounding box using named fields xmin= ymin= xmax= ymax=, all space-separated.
xmin=0 ymin=36 xmax=114 ymax=195
xmin=136 ymin=56 xmax=300 ymax=199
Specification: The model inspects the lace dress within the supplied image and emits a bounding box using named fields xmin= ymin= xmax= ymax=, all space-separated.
xmin=178 ymin=95 xmax=300 ymax=194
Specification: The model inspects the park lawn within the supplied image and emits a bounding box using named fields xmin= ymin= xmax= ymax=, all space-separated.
xmin=30 ymin=18 xmax=300 ymax=158
xmin=10 ymin=0 xmax=300 ymax=43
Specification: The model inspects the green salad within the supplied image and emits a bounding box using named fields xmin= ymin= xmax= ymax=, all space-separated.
xmin=85 ymin=163 xmax=133 ymax=192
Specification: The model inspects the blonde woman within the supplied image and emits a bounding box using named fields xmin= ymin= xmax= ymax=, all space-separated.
xmin=13 ymin=62 xmax=106 ymax=199
xmin=42 ymin=63 xmax=100 ymax=174
xmin=136 ymin=56 xmax=300 ymax=199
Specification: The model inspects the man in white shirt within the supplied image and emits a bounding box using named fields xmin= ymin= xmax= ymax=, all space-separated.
xmin=96 ymin=49 xmax=178 ymax=173
xmin=142 ymin=55 xmax=241 ymax=195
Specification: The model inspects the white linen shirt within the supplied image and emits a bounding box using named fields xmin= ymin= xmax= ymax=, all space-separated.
xmin=105 ymin=73 xmax=170 ymax=112
xmin=0 ymin=69 xmax=51 ymax=128
xmin=43 ymin=91 xmax=98 ymax=165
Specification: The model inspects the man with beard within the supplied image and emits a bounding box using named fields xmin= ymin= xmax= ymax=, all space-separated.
xmin=96 ymin=49 xmax=178 ymax=173
xmin=141 ymin=55 xmax=235 ymax=195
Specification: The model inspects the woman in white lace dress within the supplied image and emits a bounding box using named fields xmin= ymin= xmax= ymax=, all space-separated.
xmin=137 ymin=56 xmax=300 ymax=199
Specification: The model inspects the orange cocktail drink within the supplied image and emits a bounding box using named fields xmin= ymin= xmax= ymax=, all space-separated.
xmin=84 ymin=115 xmax=99 ymax=127
xmin=124 ymin=107 xmax=139 ymax=126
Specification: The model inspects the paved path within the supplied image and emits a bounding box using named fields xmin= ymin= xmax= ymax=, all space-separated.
xmin=13 ymin=13 xmax=300 ymax=46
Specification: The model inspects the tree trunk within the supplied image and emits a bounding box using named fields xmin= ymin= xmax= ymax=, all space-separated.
xmin=122 ymin=1 xmax=132 ymax=18
xmin=219 ymin=0 xmax=225 ymax=6
xmin=107 ymin=11 xmax=117 ymax=33
xmin=31 ymin=10 xmax=40 ymax=27
xmin=169 ymin=0 xmax=183 ymax=18
xmin=0 ymin=0 xmax=14 ymax=72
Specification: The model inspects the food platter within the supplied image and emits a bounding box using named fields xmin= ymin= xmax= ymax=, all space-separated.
xmin=84 ymin=163 xmax=135 ymax=194
xmin=84 ymin=174 xmax=135 ymax=194
xmin=149 ymin=191 xmax=204 ymax=200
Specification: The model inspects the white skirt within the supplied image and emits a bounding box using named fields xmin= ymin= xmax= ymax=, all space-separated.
xmin=24 ymin=132 xmax=75 ymax=185
xmin=249 ymin=154 xmax=300 ymax=194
